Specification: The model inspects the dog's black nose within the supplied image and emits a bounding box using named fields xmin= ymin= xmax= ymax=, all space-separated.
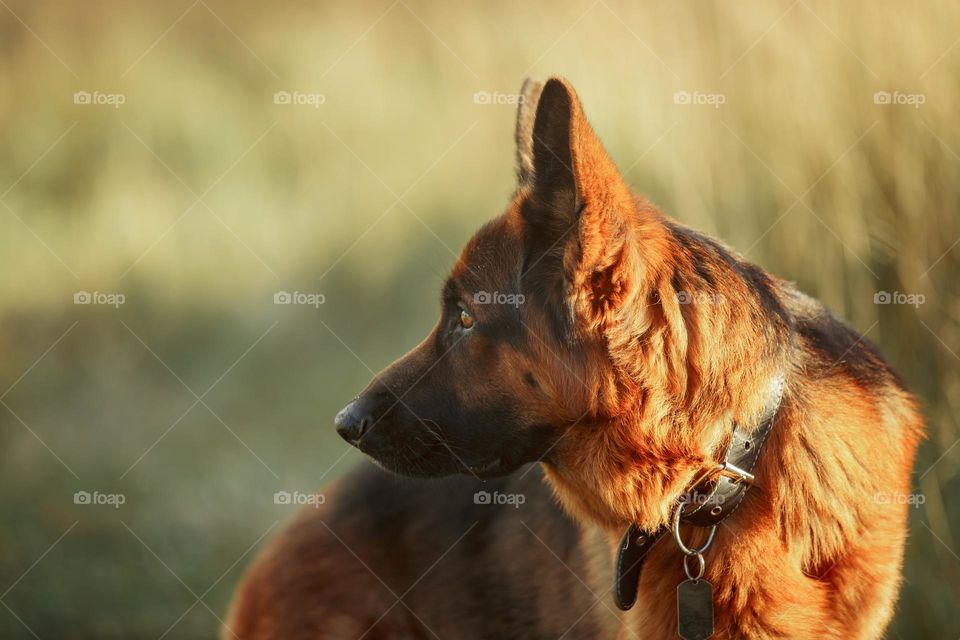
xmin=335 ymin=398 xmax=376 ymax=444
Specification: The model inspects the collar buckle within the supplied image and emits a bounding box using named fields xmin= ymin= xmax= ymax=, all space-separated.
xmin=716 ymin=461 xmax=754 ymax=486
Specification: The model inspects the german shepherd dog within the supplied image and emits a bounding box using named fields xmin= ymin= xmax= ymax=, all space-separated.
xmin=227 ymin=77 xmax=922 ymax=639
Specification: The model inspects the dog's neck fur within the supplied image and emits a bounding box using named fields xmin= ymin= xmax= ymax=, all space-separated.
xmin=543 ymin=207 xmax=792 ymax=536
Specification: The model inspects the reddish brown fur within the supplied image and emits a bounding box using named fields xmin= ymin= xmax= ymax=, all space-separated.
xmin=226 ymin=77 xmax=923 ymax=639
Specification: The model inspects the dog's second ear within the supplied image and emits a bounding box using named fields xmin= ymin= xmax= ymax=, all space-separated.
xmin=515 ymin=78 xmax=544 ymax=185
xmin=520 ymin=77 xmax=639 ymax=329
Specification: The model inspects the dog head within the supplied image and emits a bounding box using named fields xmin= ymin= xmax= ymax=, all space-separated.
xmin=335 ymin=77 xmax=664 ymax=478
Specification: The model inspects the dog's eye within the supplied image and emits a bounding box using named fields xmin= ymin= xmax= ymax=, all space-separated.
xmin=459 ymin=308 xmax=475 ymax=330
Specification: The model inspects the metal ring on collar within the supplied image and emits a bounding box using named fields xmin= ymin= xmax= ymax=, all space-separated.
xmin=671 ymin=501 xmax=717 ymax=556
xmin=683 ymin=552 xmax=706 ymax=581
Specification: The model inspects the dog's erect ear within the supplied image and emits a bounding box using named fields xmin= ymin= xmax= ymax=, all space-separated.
xmin=515 ymin=78 xmax=545 ymax=185
xmin=520 ymin=77 xmax=638 ymax=329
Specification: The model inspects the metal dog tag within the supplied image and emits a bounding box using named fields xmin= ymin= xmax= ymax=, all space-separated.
xmin=677 ymin=579 xmax=713 ymax=639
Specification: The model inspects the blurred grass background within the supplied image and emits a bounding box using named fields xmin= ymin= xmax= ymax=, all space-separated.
xmin=0 ymin=0 xmax=958 ymax=637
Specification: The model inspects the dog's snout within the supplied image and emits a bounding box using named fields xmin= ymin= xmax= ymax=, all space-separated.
xmin=335 ymin=398 xmax=377 ymax=445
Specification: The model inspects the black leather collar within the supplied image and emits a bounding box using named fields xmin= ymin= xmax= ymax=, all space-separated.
xmin=613 ymin=374 xmax=786 ymax=611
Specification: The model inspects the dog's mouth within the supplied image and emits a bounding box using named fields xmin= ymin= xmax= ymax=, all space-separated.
xmin=363 ymin=450 xmax=505 ymax=480
xmin=462 ymin=455 xmax=503 ymax=478
xmin=352 ymin=427 xmax=510 ymax=479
